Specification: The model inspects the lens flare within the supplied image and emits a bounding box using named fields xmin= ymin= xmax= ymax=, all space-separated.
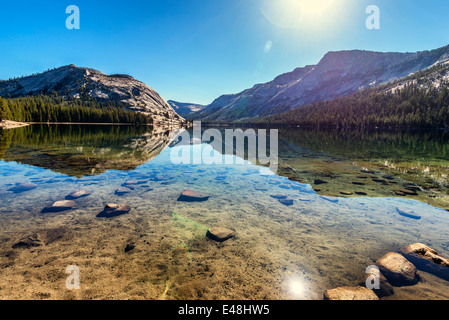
xmin=261 ymin=0 xmax=344 ymax=31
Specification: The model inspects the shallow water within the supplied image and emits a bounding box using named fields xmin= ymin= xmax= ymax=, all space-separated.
xmin=1 ymin=125 xmax=449 ymax=300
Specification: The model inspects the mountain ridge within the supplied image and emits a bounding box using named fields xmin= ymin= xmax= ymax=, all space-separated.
xmin=0 ymin=65 xmax=183 ymax=125
xmin=190 ymin=44 xmax=449 ymax=122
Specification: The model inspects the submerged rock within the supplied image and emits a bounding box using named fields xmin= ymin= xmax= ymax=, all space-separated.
xmin=177 ymin=189 xmax=209 ymax=202
xmin=278 ymin=198 xmax=294 ymax=206
xmin=41 ymin=200 xmax=76 ymax=213
xmin=396 ymin=207 xmax=421 ymax=220
xmin=254 ymin=185 xmax=268 ymax=191
xmin=323 ymin=286 xmax=379 ymax=300
xmin=125 ymin=244 xmax=136 ymax=253
xmin=12 ymin=234 xmax=43 ymax=249
xmin=8 ymin=183 xmax=37 ymax=193
xmin=206 ymin=227 xmax=235 ymax=242
xmin=314 ymin=179 xmax=328 ymax=185
xmin=115 ymin=187 xmax=132 ymax=196
xmin=97 ymin=203 xmax=131 ymax=218
xmin=321 ymin=195 xmax=339 ymax=203
xmin=400 ymin=243 xmax=449 ymax=281
xmin=123 ymin=179 xmax=139 ymax=186
xmin=375 ymin=252 xmax=419 ymax=286
xmin=66 ymin=190 xmax=92 ymax=200
xmin=270 ymin=194 xmax=288 ymax=200
xmin=399 ymin=189 xmax=418 ymax=196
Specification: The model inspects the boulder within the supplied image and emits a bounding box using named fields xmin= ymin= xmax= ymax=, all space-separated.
xmin=66 ymin=190 xmax=92 ymax=200
xmin=8 ymin=183 xmax=37 ymax=193
xmin=323 ymin=286 xmax=379 ymax=300
xmin=206 ymin=227 xmax=235 ymax=242
xmin=400 ymin=243 xmax=449 ymax=281
xmin=97 ymin=203 xmax=131 ymax=218
xmin=396 ymin=207 xmax=421 ymax=220
xmin=375 ymin=252 xmax=419 ymax=286
xmin=177 ymin=189 xmax=209 ymax=202
xmin=41 ymin=200 xmax=76 ymax=213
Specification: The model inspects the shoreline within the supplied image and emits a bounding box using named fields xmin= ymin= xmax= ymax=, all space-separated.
xmin=1 ymin=121 xmax=188 ymax=129
xmin=0 ymin=120 xmax=30 ymax=129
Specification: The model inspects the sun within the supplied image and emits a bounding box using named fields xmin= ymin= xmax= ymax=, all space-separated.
xmin=261 ymin=0 xmax=342 ymax=30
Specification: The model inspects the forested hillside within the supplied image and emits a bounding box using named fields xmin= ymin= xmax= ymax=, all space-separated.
xmin=258 ymin=83 xmax=449 ymax=128
xmin=0 ymin=93 xmax=152 ymax=124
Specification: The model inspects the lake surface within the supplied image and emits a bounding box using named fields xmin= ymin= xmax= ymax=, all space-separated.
xmin=1 ymin=124 xmax=449 ymax=300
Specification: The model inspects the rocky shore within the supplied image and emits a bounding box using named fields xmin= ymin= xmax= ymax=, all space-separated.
xmin=324 ymin=243 xmax=449 ymax=300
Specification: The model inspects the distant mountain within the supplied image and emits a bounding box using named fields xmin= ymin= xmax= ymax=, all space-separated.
xmin=0 ymin=65 xmax=183 ymax=125
xmin=191 ymin=44 xmax=449 ymax=122
xmin=259 ymin=62 xmax=449 ymax=128
xmin=167 ymin=100 xmax=206 ymax=117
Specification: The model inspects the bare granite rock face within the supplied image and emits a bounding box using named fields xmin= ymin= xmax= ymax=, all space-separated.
xmin=323 ymin=286 xmax=379 ymax=300
xmin=0 ymin=65 xmax=183 ymax=125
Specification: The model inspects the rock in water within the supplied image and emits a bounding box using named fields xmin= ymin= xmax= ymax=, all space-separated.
xmin=12 ymin=234 xmax=43 ymax=249
xmin=206 ymin=227 xmax=235 ymax=242
xmin=8 ymin=183 xmax=37 ymax=193
xmin=321 ymin=195 xmax=339 ymax=203
xmin=400 ymin=243 xmax=449 ymax=281
xmin=270 ymin=194 xmax=288 ymax=200
xmin=115 ymin=187 xmax=132 ymax=196
xmin=375 ymin=252 xmax=419 ymax=286
xmin=278 ymin=198 xmax=294 ymax=206
xmin=323 ymin=286 xmax=379 ymax=300
xmin=125 ymin=244 xmax=135 ymax=253
xmin=396 ymin=207 xmax=421 ymax=220
xmin=66 ymin=190 xmax=92 ymax=200
xmin=41 ymin=200 xmax=76 ymax=213
xmin=177 ymin=189 xmax=209 ymax=202
xmin=97 ymin=204 xmax=131 ymax=218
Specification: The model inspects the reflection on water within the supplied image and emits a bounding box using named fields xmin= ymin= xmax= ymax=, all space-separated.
xmin=0 ymin=125 xmax=449 ymax=300
xmin=0 ymin=125 xmax=176 ymax=177
xmin=274 ymin=128 xmax=449 ymax=210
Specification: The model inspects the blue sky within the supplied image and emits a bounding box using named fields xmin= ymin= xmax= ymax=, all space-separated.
xmin=0 ymin=0 xmax=448 ymax=105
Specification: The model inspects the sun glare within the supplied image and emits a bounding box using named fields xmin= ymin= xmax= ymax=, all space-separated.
xmin=261 ymin=0 xmax=343 ymax=30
